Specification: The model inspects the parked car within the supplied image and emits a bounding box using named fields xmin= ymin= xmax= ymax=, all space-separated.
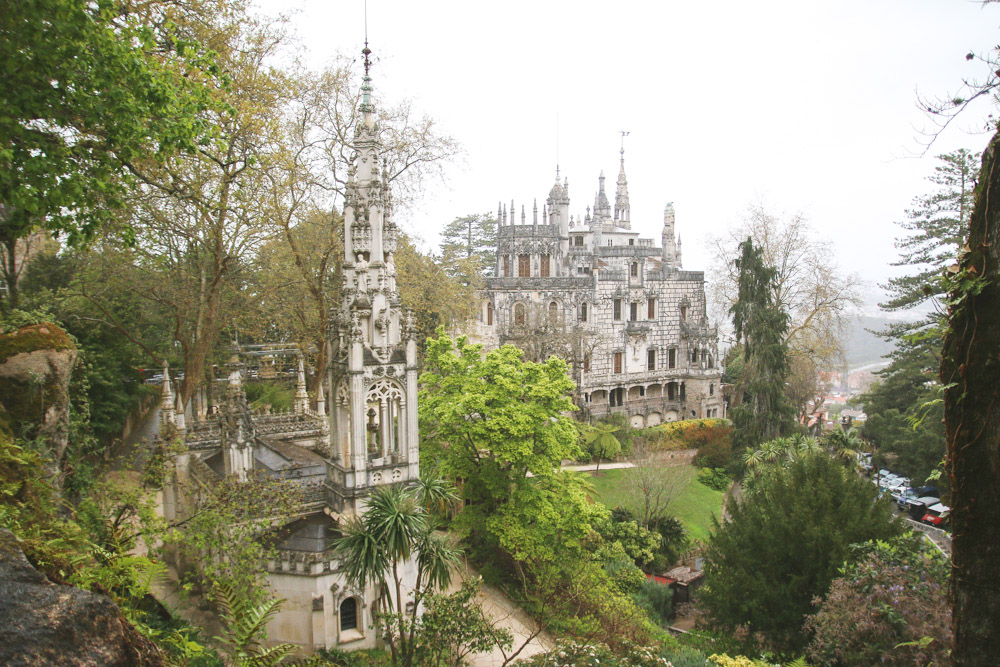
xmin=922 ymin=503 xmax=951 ymax=527
xmin=905 ymin=496 xmax=941 ymax=519
xmin=878 ymin=474 xmax=901 ymax=489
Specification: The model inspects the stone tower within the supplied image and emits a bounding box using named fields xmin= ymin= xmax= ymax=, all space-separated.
xmin=326 ymin=46 xmax=420 ymax=514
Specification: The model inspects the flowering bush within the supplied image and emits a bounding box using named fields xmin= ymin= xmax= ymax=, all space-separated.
xmin=638 ymin=419 xmax=732 ymax=467
xmin=804 ymin=536 xmax=951 ymax=665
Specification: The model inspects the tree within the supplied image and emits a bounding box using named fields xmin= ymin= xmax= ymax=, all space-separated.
xmin=861 ymin=149 xmax=980 ymax=486
xmin=418 ymin=332 xmax=580 ymax=539
xmin=700 ymin=452 xmax=903 ymax=655
xmin=583 ymin=421 xmax=622 ymax=473
xmin=0 ymin=0 xmax=221 ymax=310
xmin=709 ymin=207 xmax=861 ymax=416
xmin=941 ymin=134 xmax=1000 ymax=663
xmin=804 ymin=537 xmax=951 ymax=666
xmin=415 ymin=578 xmax=513 ymax=667
xmin=332 ymin=483 xmax=461 ymax=667
xmin=728 ymin=238 xmax=793 ymax=450
xmin=439 ymin=213 xmax=497 ymax=280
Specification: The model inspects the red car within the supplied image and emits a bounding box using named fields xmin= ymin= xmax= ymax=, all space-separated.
xmin=922 ymin=503 xmax=950 ymax=527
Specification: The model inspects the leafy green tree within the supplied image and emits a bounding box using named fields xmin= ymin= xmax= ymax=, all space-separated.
xmin=415 ymin=578 xmax=512 ymax=667
xmin=584 ymin=421 xmax=622 ymax=473
xmin=333 ymin=483 xmax=461 ymax=667
xmin=728 ymin=238 xmax=793 ymax=451
xmin=439 ymin=213 xmax=497 ymax=280
xmin=861 ymin=149 xmax=980 ymax=486
xmin=418 ymin=332 xmax=580 ymax=540
xmin=0 ymin=0 xmax=221 ymax=309
xmin=700 ymin=452 xmax=903 ymax=655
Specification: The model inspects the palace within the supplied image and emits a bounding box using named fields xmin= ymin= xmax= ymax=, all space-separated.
xmin=476 ymin=149 xmax=724 ymax=427
xmin=159 ymin=46 xmax=420 ymax=652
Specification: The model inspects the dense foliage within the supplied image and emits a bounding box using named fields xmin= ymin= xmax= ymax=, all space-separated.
xmin=804 ymin=537 xmax=951 ymax=665
xmin=700 ymin=452 xmax=903 ymax=655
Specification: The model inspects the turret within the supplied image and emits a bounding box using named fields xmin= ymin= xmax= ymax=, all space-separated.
xmin=295 ymin=355 xmax=309 ymax=414
xmin=662 ymin=202 xmax=679 ymax=268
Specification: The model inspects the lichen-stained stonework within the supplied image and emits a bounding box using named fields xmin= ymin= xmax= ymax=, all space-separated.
xmin=476 ymin=153 xmax=723 ymax=427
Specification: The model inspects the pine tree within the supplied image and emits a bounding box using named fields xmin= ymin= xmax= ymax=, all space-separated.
xmin=439 ymin=213 xmax=497 ymax=280
xmin=861 ymin=150 xmax=979 ymax=483
xmin=729 ymin=238 xmax=793 ymax=450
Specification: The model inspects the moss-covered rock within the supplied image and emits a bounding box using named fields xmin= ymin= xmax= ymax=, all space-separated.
xmin=0 ymin=323 xmax=77 ymax=463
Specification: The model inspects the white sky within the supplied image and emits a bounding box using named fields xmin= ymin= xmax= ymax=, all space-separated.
xmin=260 ymin=0 xmax=998 ymax=307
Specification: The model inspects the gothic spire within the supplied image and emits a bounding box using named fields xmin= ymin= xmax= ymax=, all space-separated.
xmin=614 ymin=138 xmax=631 ymax=228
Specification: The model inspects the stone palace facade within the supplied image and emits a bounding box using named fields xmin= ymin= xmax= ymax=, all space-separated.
xmin=475 ymin=151 xmax=723 ymax=428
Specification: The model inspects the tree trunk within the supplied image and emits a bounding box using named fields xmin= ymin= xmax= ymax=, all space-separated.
xmin=941 ymin=133 xmax=1000 ymax=665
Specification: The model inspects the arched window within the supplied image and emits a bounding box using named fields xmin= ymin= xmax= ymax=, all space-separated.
xmin=548 ymin=301 xmax=558 ymax=321
xmin=340 ymin=598 xmax=358 ymax=631
xmin=486 ymin=301 xmax=494 ymax=326
xmin=514 ymin=303 xmax=525 ymax=326
xmin=710 ymin=383 xmax=715 ymax=396
xmin=540 ymin=254 xmax=551 ymax=277
xmin=518 ymin=254 xmax=530 ymax=277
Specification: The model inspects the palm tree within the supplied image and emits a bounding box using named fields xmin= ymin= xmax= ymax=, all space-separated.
xmin=823 ymin=427 xmax=864 ymax=467
xmin=583 ymin=421 xmax=622 ymax=473
xmin=333 ymin=482 xmax=461 ymax=667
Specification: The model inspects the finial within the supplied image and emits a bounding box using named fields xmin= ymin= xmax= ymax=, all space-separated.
xmin=619 ymin=130 xmax=630 ymax=159
xmin=362 ymin=0 xmax=372 ymax=76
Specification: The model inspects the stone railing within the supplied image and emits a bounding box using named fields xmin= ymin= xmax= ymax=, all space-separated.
xmin=484 ymin=276 xmax=594 ymax=290
xmin=583 ymin=397 xmax=686 ymax=418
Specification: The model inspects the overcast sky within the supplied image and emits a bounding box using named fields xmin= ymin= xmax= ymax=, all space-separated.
xmin=259 ymin=0 xmax=998 ymax=308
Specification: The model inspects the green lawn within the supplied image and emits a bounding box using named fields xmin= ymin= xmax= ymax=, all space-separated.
xmin=585 ymin=466 xmax=725 ymax=542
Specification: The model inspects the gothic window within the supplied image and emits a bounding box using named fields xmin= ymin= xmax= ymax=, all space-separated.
xmin=574 ymin=236 xmax=584 ymax=246
xmin=540 ymin=254 xmax=550 ymax=277
xmin=629 ymin=302 xmax=638 ymax=321
xmin=667 ymin=382 xmax=676 ymax=400
xmin=691 ymin=348 xmax=698 ymax=363
xmin=548 ymin=301 xmax=558 ymax=321
xmin=503 ymin=256 xmax=510 ymax=277
xmin=668 ymin=348 xmax=676 ymax=369
xmin=708 ymin=354 xmax=714 ymax=367
xmin=613 ymin=352 xmax=623 ymax=374
xmin=647 ymin=349 xmax=656 ymax=371
xmin=630 ymin=262 xmax=638 ymax=277
xmin=583 ymin=353 xmax=591 ymax=372
xmin=518 ymin=254 xmax=530 ymax=277
xmin=514 ymin=303 xmax=526 ymax=326
xmin=613 ymin=299 xmax=622 ymax=320
xmin=710 ymin=383 xmax=715 ymax=396
xmin=579 ymin=303 xmax=588 ymax=322
xmin=680 ymin=304 xmax=688 ymax=320
xmin=340 ymin=598 xmax=358 ymax=631
xmin=608 ymin=240 xmax=613 ymax=247
xmin=366 ymin=381 xmax=405 ymax=460
xmin=486 ymin=301 xmax=494 ymax=326
xmin=647 ymin=298 xmax=656 ymax=319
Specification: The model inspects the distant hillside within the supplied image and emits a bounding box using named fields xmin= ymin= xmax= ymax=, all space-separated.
xmin=842 ymin=315 xmax=898 ymax=369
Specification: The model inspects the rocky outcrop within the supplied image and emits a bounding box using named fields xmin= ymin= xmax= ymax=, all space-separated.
xmin=0 ymin=529 xmax=163 ymax=666
xmin=0 ymin=323 xmax=77 ymax=463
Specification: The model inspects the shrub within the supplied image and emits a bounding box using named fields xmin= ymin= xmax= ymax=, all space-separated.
xmin=642 ymin=419 xmax=733 ymax=465
xmin=632 ymin=579 xmax=674 ymax=625
xmin=697 ymin=467 xmax=730 ymax=491
xmin=660 ymin=646 xmax=712 ymax=667
xmin=804 ymin=536 xmax=951 ymax=665
xmin=243 ymin=381 xmax=293 ymax=412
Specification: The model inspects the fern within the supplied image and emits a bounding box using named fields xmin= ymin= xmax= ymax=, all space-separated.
xmin=213 ymin=582 xmax=298 ymax=666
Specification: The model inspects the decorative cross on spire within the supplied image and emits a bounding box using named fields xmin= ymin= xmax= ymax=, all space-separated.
xmin=620 ymin=131 xmax=630 ymax=158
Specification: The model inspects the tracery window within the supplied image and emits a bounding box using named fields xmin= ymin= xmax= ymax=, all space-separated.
xmin=514 ymin=303 xmax=526 ymax=326
xmin=540 ymin=254 xmax=550 ymax=277
xmin=518 ymin=254 xmax=530 ymax=277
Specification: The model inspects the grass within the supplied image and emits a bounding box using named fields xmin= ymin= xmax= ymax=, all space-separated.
xmin=586 ymin=465 xmax=725 ymax=542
